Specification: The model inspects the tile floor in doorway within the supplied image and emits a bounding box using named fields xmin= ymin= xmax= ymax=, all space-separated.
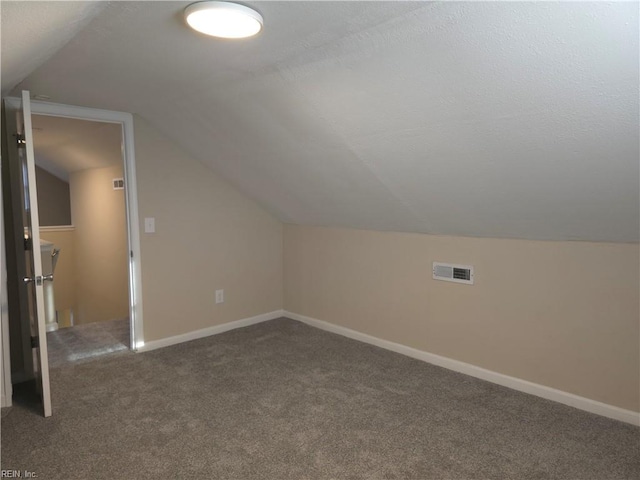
xmin=46 ymin=318 xmax=130 ymax=368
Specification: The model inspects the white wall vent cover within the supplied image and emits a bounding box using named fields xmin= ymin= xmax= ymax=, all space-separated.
xmin=433 ymin=262 xmax=474 ymax=285
xmin=112 ymin=178 xmax=124 ymax=190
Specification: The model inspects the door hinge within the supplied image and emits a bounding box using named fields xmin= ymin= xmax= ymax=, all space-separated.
xmin=24 ymin=237 xmax=32 ymax=251
xmin=30 ymin=336 xmax=38 ymax=348
xmin=16 ymin=133 xmax=26 ymax=148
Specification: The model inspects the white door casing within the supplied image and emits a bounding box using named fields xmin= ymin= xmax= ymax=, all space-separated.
xmin=4 ymin=96 xmax=146 ymax=352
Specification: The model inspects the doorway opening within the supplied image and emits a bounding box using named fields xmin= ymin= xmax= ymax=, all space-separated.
xmin=1 ymin=96 xmax=144 ymax=415
xmin=33 ymin=115 xmax=130 ymax=367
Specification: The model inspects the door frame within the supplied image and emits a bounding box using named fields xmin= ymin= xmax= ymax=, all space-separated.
xmin=2 ymin=98 xmax=145 ymax=353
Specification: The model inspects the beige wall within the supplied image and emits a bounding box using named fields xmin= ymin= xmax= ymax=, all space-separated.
xmin=38 ymin=229 xmax=75 ymax=313
xmin=284 ymin=225 xmax=640 ymax=412
xmin=35 ymin=166 xmax=71 ymax=226
xmin=70 ymin=165 xmax=129 ymax=325
xmin=133 ymin=116 xmax=283 ymax=342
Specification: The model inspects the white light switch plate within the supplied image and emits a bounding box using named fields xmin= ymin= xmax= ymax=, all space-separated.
xmin=144 ymin=217 xmax=155 ymax=233
xmin=215 ymin=289 xmax=224 ymax=304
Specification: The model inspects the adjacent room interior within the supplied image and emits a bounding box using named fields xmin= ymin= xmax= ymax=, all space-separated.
xmin=0 ymin=1 xmax=638 ymax=479
xmin=32 ymin=114 xmax=130 ymax=367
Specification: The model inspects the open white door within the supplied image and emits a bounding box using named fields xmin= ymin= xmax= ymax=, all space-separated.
xmin=16 ymin=90 xmax=52 ymax=417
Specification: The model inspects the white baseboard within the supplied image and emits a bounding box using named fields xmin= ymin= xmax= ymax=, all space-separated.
xmin=137 ymin=310 xmax=284 ymax=353
xmin=284 ymin=311 xmax=640 ymax=427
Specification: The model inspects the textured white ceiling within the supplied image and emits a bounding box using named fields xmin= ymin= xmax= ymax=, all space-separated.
xmin=32 ymin=115 xmax=122 ymax=181
xmin=0 ymin=1 xmax=107 ymax=96
xmin=3 ymin=1 xmax=638 ymax=242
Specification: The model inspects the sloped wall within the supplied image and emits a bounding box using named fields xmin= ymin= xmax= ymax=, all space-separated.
xmin=284 ymin=225 xmax=640 ymax=412
xmin=134 ymin=117 xmax=283 ymax=342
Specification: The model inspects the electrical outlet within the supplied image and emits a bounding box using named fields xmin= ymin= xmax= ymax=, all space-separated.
xmin=215 ymin=289 xmax=224 ymax=304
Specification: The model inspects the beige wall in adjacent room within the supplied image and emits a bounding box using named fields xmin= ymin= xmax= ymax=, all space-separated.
xmin=284 ymin=225 xmax=640 ymax=412
xmin=133 ymin=116 xmax=283 ymax=342
xmin=38 ymin=229 xmax=75 ymax=314
xmin=35 ymin=166 xmax=72 ymax=226
xmin=70 ymin=165 xmax=129 ymax=325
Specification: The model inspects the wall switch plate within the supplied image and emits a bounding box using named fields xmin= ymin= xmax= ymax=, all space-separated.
xmin=215 ymin=289 xmax=224 ymax=304
xmin=144 ymin=217 xmax=155 ymax=233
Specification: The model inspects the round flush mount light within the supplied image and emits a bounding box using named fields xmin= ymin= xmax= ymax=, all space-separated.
xmin=184 ymin=1 xmax=263 ymax=39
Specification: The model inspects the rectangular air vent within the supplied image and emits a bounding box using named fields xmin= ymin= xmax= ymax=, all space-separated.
xmin=112 ymin=178 xmax=124 ymax=190
xmin=433 ymin=262 xmax=474 ymax=285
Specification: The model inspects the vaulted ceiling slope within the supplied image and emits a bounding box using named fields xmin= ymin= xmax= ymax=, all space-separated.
xmin=32 ymin=115 xmax=123 ymax=181
xmin=2 ymin=2 xmax=638 ymax=242
xmin=0 ymin=1 xmax=107 ymax=95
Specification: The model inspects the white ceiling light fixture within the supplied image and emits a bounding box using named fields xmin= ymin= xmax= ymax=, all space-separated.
xmin=184 ymin=1 xmax=263 ymax=39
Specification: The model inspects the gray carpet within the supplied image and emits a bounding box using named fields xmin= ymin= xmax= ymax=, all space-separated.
xmin=1 ymin=318 xmax=638 ymax=479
